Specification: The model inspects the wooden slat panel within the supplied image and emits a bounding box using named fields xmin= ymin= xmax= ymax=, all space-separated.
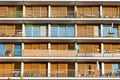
xmin=85 ymin=44 xmax=94 ymax=53
xmin=51 ymin=7 xmax=58 ymax=17
xmin=86 ymin=25 xmax=94 ymax=37
xmin=8 ymin=6 xmax=16 ymax=17
xmin=32 ymin=63 xmax=39 ymax=73
xmin=77 ymin=7 xmax=84 ymax=17
xmin=51 ymin=44 xmax=58 ymax=50
xmin=32 ymin=44 xmax=40 ymax=49
xmin=41 ymin=6 xmax=47 ymax=17
xmin=24 ymin=44 xmax=32 ymax=49
xmin=112 ymin=44 xmax=119 ymax=53
xmin=58 ymin=44 xmax=67 ymax=50
xmin=32 ymin=6 xmax=40 ymax=17
xmin=118 ymin=25 xmax=120 ymax=37
xmin=6 ymin=44 xmax=14 ymax=56
xmin=0 ymin=6 xmax=7 ymax=17
xmin=25 ymin=6 xmax=32 ymax=17
xmin=104 ymin=44 xmax=112 ymax=53
xmin=24 ymin=63 xmax=32 ymax=73
xmin=103 ymin=7 xmax=112 ymax=17
xmin=104 ymin=63 xmax=112 ymax=73
xmin=40 ymin=43 xmax=47 ymax=50
xmin=68 ymin=63 xmax=75 ymax=77
xmin=4 ymin=63 xmax=13 ymax=76
xmin=51 ymin=63 xmax=57 ymax=77
xmin=0 ymin=25 xmax=6 ymax=36
xmin=112 ymin=7 xmax=118 ymax=17
xmin=92 ymin=7 xmax=99 ymax=17
xmin=6 ymin=25 xmax=15 ymax=36
xmin=0 ymin=63 xmax=4 ymax=76
xmin=84 ymin=7 xmax=92 ymax=16
xmin=80 ymin=44 xmax=85 ymax=53
xmin=58 ymin=63 xmax=67 ymax=77
xmin=58 ymin=7 xmax=67 ymax=18
xmin=40 ymin=63 xmax=47 ymax=76
xmin=94 ymin=44 xmax=100 ymax=53
xmin=77 ymin=25 xmax=86 ymax=37
xmin=78 ymin=62 xmax=86 ymax=75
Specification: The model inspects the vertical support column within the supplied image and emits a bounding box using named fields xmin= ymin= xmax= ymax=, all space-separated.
xmin=100 ymin=24 xmax=103 ymax=37
xmin=48 ymin=24 xmax=51 ymax=37
xmin=48 ymin=5 xmax=51 ymax=18
xmin=96 ymin=60 xmax=99 ymax=70
xmin=75 ymin=24 xmax=77 ymax=37
xmin=74 ymin=5 xmax=77 ymax=17
xmin=21 ymin=61 xmax=24 ymax=77
xmin=22 ymin=23 xmax=25 ymax=37
xmin=23 ymin=4 xmax=25 ymax=17
xmin=101 ymin=62 xmax=104 ymax=76
xmin=75 ymin=62 xmax=78 ymax=77
xmin=100 ymin=5 xmax=103 ymax=18
xmin=75 ymin=42 xmax=77 ymax=50
xmin=48 ymin=62 xmax=51 ymax=77
xmin=101 ymin=43 xmax=104 ymax=54
xmin=21 ymin=43 xmax=24 ymax=56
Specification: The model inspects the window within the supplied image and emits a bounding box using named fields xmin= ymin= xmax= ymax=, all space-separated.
xmin=113 ymin=63 xmax=119 ymax=73
xmin=103 ymin=25 xmax=118 ymax=37
xmin=0 ymin=44 xmax=5 ymax=56
xmin=14 ymin=43 xmax=21 ymax=57
xmin=51 ymin=25 xmax=75 ymax=37
xmin=25 ymin=25 xmax=47 ymax=37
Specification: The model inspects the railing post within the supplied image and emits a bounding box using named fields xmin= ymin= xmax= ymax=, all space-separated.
xmin=75 ymin=24 xmax=77 ymax=37
xmin=21 ymin=61 xmax=24 ymax=77
xmin=48 ymin=62 xmax=51 ymax=77
xmin=74 ymin=5 xmax=77 ymax=18
xmin=101 ymin=43 xmax=104 ymax=55
xmin=23 ymin=4 xmax=25 ymax=17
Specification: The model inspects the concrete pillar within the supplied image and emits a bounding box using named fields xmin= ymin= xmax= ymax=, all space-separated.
xmin=74 ymin=5 xmax=77 ymax=17
xmin=101 ymin=62 xmax=104 ymax=75
xmin=75 ymin=24 xmax=77 ymax=37
xmin=100 ymin=5 xmax=103 ymax=18
xmin=22 ymin=23 xmax=25 ymax=37
xmin=48 ymin=24 xmax=51 ymax=37
xmin=23 ymin=4 xmax=25 ymax=17
xmin=75 ymin=62 xmax=78 ymax=77
xmin=101 ymin=43 xmax=104 ymax=54
xmin=48 ymin=5 xmax=51 ymax=18
xmin=48 ymin=62 xmax=51 ymax=77
xmin=96 ymin=60 xmax=99 ymax=70
xmin=100 ymin=24 xmax=103 ymax=37
xmin=21 ymin=61 xmax=24 ymax=77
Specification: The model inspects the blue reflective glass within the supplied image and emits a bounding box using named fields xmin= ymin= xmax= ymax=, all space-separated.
xmin=33 ymin=26 xmax=40 ymax=37
xmin=59 ymin=26 xmax=66 ymax=37
xmin=103 ymin=26 xmax=110 ymax=37
xmin=51 ymin=26 xmax=58 ymax=37
xmin=67 ymin=26 xmax=75 ymax=37
xmin=25 ymin=26 xmax=32 ymax=36
xmin=0 ymin=44 xmax=5 ymax=56
xmin=14 ymin=44 xmax=21 ymax=57
xmin=113 ymin=63 xmax=119 ymax=73
xmin=113 ymin=27 xmax=118 ymax=37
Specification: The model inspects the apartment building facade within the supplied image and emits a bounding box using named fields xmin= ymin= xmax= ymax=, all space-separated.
xmin=0 ymin=0 xmax=120 ymax=80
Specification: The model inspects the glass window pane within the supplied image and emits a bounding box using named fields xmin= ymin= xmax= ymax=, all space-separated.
xmin=33 ymin=25 xmax=40 ymax=37
xmin=0 ymin=44 xmax=5 ymax=56
xmin=103 ymin=26 xmax=110 ymax=37
xmin=51 ymin=26 xmax=58 ymax=37
xmin=14 ymin=44 xmax=21 ymax=56
xmin=59 ymin=26 xmax=66 ymax=37
xmin=113 ymin=63 xmax=119 ymax=73
xmin=113 ymin=27 xmax=118 ymax=37
xmin=25 ymin=25 xmax=32 ymax=37
xmin=67 ymin=26 xmax=75 ymax=37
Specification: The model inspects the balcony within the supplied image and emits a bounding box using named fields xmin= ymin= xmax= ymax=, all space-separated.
xmin=0 ymin=30 xmax=22 ymax=37
xmin=0 ymin=11 xmax=22 ymax=18
xmin=22 ymin=50 xmax=76 ymax=57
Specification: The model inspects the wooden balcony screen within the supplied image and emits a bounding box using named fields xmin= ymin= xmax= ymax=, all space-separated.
xmin=51 ymin=6 xmax=67 ymax=18
xmin=77 ymin=6 xmax=99 ymax=18
xmin=103 ymin=6 xmax=119 ymax=18
xmin=25 ymin=6 xmax=47 ymax=17
xmin=79 ymin=43 xmax=100 ymax=53
xmin=77 ymin=25 xmax=99 ymax=37
xmin=24 ymin=62 xmax=47 ymax=76
xmin=24 ymin=43 xmax=48 ymax=50
xmin=104 ymin=44 xmax=120 ymax=53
